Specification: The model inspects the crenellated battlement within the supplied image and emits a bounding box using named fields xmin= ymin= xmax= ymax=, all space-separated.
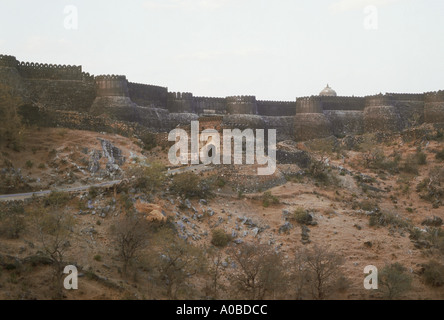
xmin=168 ymin=92 xmax=193 ymax=100
xmin=386 ymin=93 xmax=424 ymax=101
xmin=226 ymin=95 xmax=256 ymax=103
xmin=424 ymin=90 xmax=444 ymax=124
xmin=0 ymin=55 xmax=18 ymax=68
xmin=257 ymin=100 xmax=294 ymax=104
xmin=82 ymin=72 xmax=95 ymax=82
xmin=257 ymin=100 xmax=296 ymax=116
xmin=95 ymin=75 xmax=127 ymax=81
xmin=194 ymin=96 xmax=226 ymax=101
xmin=365 ymin=94 xmax=394 ymax=107
xmin=3 ymin=53 xmax=444 ymax=141
xmin=296 ymin=96 xmax=322 ymax=113
xmin=226 ymin=95 xmax=257 ymax=115
xmin=425 ymin=90 xmax=444 ymax=103
xmin=365 ymin=93 xmax=424 ymax=107
xmin=129 ymin=81 xmax=167 ymax=90
xmin=17 ymin=61 xmax=83 ymax=80
xmin=128 ymin=82 xmax=168 ymax=108
xmin=95 ymin=75 xmax=129 ymax=97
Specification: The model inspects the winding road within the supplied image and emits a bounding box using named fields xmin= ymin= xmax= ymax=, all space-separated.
xmin=0 ymin=180 xmax=122 ymax=202
xmin=0 ymin=163 xmax=214 ymax=202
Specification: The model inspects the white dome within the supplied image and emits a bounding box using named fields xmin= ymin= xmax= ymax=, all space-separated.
xmin=320 ymin=84 xmax=337 ymax=97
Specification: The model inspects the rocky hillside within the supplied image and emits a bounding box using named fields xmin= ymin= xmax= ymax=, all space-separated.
xmin=0 ymin=125 xmax=444 ymax=300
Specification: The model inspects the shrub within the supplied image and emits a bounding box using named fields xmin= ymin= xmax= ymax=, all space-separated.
xmin=0 ymin=204 xmax=26 ymax=239
xmin=170 ymin=172 xmax=213 ymax=199
xmin=139 ymin=131 xmax=157 ymax=151
xmin=379 ymin=263 xmax=412 ymax=299
xmin=292 ymin=208 xmax=313 ymax=225
xmin=88 ymin=186 xmax=99 ymax=199
xmin=262 ymin=191 xmax=279 ymax=207
xmin=120 ymin=193 xmax=134 ymax=211
xmin=369 ymin=211 xmax=411 ymax=229
xmin=25 ymin=160 xmax=33 ymax=169
xmin=400 ymin=154 xmax=419 ymax=174
xmin=45 ymin=191 xmax=71 ymax=208
xmin=436 ymin=149 xmax=444 ymax=161
xmin=309 ymin=159 xmax=329 ymax=183
xmin=211 ymin=229 xmax=232 ymax=248
xmin=363 ymin=149 xmax=399 ymax=173
xmin=215 ymin=177 xmax=226 ymax=188
xmin=128 ymin=162 xmax=166 ymax=193
xmin=415 ymin=151 xmax=427 ymax=165
xmin=417 ymin=167 xmax=444 ymax=205
xmin=423 ymin=261 xmax=444 ymax=287
xmin=359 ymin=200 xmax=378 ymax=212
xmin=94 ymin=255 xmax=102 ymax=262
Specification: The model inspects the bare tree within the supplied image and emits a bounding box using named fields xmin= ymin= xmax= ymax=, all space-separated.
xmin=289 ymin=252 xmax=311 ymax=300
xmin=228 ymin=243 xmax=287 ymax=300
xmin=152 ymin=230 xmax=206 ymax=299
xmin=299 ymin=245 xmax=344 ymax=300
xmin=32 ymin=206 xmax=75 ymax=298
xmin=205 ymin=247 xmax=226 ymax=299
xmin=112 ymin=214 xmax=151 ymax=275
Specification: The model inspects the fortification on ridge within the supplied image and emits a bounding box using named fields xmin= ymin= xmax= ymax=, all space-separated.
xmin=1 ymin=54 xmax=443 ymax=142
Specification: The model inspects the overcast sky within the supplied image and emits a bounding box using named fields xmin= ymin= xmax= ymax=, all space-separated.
xmin=0 ymin=0 xmax=443 ymax=100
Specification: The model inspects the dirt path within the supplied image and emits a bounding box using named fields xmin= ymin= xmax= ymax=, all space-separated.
xmin=0 ymin=180 xmax=122 ymax=202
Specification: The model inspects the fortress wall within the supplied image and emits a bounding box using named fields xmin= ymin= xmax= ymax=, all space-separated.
xmin=135 ymin=107 xmax=171 ymax=131
xmin=394 ymin=100 xmax=425 ymax=128
xmin=18 ymin=105 xmax=152 ymax=139
xmin=364 ymin=105 xmax=403 ymax=132
xmin=226 ymin=96 xmax=257 ymax=115
xmin=90 ymin=75 xmax=138 ymax=119
xmin=386 ymin=93 xmax=425 ymax=101
xmin=128 ymin=82 xmax=168 ymax=108
xmin=24 ymin=79 xmax=96 ymax=112
xmin=95 ymin=75 xmax=129 ymax=97
xmin=0 ymin=55 xmax=19 ymax=68
xmin=223 ymin=114 xmax=264 ymax=130
xmin=262 ymin=116 xmax=295 ymax=141
xmin=320 ymin=96 xmax=366 ymax=111
xmin=167 ymin=112 xmax=200 ymax=129
xmin=17 ymin=61 xmax=84 ymax=81
xmin=296 ymin=97 xmax=323 ymax=114
xmin=167 ymin=92 xmax=194 ymax=113
xmin=0 ymin=64 xmax=29 ymax=103
xmin=194 ymin=96 xmax=227 ymax=115
xmin=257 ymin=100 xmax=296 ymax=116
xmin=4 ymin=54 xmax=444 ymax=142
xmin=365 ymin=94 xmax=395 ymax=107
xmin=294 ymin=113 xmax=332 ymax=141
xmin=425 ymin=91 xmax=444 ymax=124
xmin=364 ymin=93 xmax=425 ymax=132
xmin=89 ymin=96 xmax=138 ymax=121
xmin=324 ymin=111 xmax=364 ymax=136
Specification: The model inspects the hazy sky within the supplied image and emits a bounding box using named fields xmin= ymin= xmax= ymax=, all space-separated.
xmin=1 ymin=0 xmax=443 ymax=100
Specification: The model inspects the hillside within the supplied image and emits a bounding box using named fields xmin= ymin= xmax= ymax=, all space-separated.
xmin=0 ymin=126 xmax=444 ymax=300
